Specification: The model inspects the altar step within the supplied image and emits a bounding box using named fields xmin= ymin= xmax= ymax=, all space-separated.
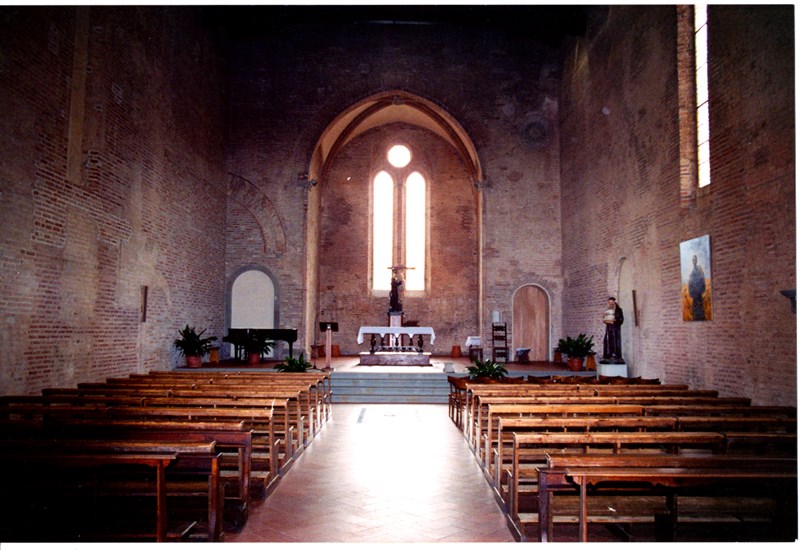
xmin=330 ymin=372 xmax=451 ymax=404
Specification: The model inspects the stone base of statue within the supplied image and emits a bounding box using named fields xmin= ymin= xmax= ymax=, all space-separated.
xmin=359 ymin=351 xmax=432 ymax=366
xmin=596 ymin=363 xmax=627 ymax=378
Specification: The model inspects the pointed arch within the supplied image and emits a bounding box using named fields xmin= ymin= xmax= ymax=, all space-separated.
xmin=302 ymin=90 xmax=485 ymax=355
xmin=227 ymin=173 xmax=287 ymax=255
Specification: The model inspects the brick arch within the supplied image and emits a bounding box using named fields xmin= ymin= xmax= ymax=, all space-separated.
xmin=290 ymin=85 xmax=488 ymax=184
xmin=227 ymin=173 xmax=286 ymax=256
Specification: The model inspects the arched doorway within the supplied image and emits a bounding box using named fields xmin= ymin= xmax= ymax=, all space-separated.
xmin=512 ymin=285 xmax=550 ymax=361
xmin=229 ymin=268 xmax=276 ymax=356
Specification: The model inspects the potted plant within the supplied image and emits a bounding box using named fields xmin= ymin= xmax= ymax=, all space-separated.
xmin=173 ymin=325 xmax=217 ymax=368
xmin=553 ymin=344 xmax=564 ymax=363
xmin=557 ymin=333 xmax=595 ymax=371
xmin=243 ymin=332 xmax=274 ymax=365
xmin=466 ymin=357 xmax=508 ymax=382
xmin=275 ymin=353 xmax=312 ymax=373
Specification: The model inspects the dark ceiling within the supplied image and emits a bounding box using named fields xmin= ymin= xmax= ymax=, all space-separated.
xmin=202 ymin=5 xmax=589 ymax=45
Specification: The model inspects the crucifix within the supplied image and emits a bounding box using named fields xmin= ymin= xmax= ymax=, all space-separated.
xmin=387 ymin=265 xmax=414 ymax=343
xmin=388 ymin=265 xmax=414 ymax=315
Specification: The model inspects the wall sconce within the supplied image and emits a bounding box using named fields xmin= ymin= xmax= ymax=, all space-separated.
xmin=780 ymin=289 xmax=796 ymax=313
xmin=297 ymin=172 xmax=317 ymax=189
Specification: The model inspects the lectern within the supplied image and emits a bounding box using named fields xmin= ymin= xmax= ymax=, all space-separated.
xmin=319 ymin=322 xmax=338 ymax=370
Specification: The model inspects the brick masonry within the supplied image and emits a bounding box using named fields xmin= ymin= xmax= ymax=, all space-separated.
xmin=0 ymin=6 xmax=794 ymax=406
xmin=0 ymin=7 xmax=227 ymax=393
xmin=559 ymin=6 xmax=795 ymax=405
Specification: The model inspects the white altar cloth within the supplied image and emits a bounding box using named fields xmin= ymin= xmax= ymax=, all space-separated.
xmin=357 ymin=326 xmax=436 ymax=345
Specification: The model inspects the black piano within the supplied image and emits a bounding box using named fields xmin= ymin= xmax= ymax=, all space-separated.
xmin=223 ymin=328 xmax=298 ymax=360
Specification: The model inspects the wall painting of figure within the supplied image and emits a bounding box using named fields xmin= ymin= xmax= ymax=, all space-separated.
xmin=680 ymin=235 xmax=712 ymax=321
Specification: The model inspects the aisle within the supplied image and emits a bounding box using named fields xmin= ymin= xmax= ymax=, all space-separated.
xmin=226 ymin=404 xmax=515 ymax=543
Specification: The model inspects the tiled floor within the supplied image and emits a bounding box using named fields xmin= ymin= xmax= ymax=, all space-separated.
xmin=226 ymin=403 xmax=516 ymax=543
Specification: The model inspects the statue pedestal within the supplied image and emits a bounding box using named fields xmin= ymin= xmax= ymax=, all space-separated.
xmin=388 ymin=312 xmax=404 ymax=327
xmin=597 ymin=363 xmax=627 ymax=378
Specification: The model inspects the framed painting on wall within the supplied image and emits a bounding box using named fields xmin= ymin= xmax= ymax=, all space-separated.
xmin=680 ymin=235 xmax=712 ymax=321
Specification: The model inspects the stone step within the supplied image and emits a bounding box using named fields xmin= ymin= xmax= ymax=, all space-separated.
xmin=330 ymin=371 xmax=451 ymax=404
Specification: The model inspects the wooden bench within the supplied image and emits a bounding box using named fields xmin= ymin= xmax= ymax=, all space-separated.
xmin=507 ymin=430 xmax=728 ymax=538
xmin=0 ymin=438 xmax=223 ymax=541
xmin=476 ymin=403 xmax=645 ymax=460
xmin=76 ymin=381 xmax=310 ymax=454
xmin=472 ymin=395 xmax=753 ymax=453
xmin=0 ymin=451 xmax=180 ymax=542
xmin=491 ymin=415 xmax=679 ymax=496
xmin=534 ymin=454 xmax=797 ymax=542
xmin=463 ymin=385 xmax=722 ymax=443
xmin=133 ymin=371 xmax=331 ymax=433
xmin=43 ymin=417 xmax=256 ymax=526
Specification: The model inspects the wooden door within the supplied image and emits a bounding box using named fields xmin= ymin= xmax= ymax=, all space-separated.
xmin=513 ymin=285 xmax=550 ymax=361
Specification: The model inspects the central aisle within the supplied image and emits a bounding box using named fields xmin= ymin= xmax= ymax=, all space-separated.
xmin=227 ymin=403 xmax=515 ymax=543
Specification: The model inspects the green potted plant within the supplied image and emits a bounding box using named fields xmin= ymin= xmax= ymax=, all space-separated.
xmin=275 ymin=353 xmax=312 ymax=373
xmin=466 ymin=357 xmax=508 ymax=382
xmin=173 ymin=325 xmax=217 ymax=368
xmin=556 ymin=333 xmax=595 ymax=371
xmin=243 ymin=332 xmax=274 ymax=365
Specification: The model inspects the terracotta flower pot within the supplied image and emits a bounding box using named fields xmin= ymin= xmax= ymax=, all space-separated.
xmin=567 ymin=357 xmax=584 ymax=371
xmin=248 ymin=352 xmax=261 ymax=365
xmin=186 ymin=355 xmax=202 ymax=368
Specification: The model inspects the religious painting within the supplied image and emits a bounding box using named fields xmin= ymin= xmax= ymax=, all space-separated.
xmin=680 ymin=235 xmax=712 ymax=321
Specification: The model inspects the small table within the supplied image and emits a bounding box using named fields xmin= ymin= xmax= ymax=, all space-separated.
xmin=465 ymin=336 xmax=482 ymax=362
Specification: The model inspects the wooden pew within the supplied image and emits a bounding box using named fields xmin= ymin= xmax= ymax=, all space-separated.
xmin=43 ymin=417 xmax=255 ymax=526
xmin=534 ymin=454 xmax=797 ymax=542
xmin=491 ymin=415 xmax=679 ymax=498
xmin=0 ymin=438 xmax=223 ymax=542
xmin=38 ymin=388 xmax=297 ymax=488
xmin=507 ymin=430 xmax=728 ymax=539
xmin=134 ymin=371 xmax=331 ymax=434
xmin=77 ymin=380 xmax=310 ymax=453
xmin=103 ymin=406 xmax=280 ymax=485
xmin=472 ymin=395 xmax=753 ymax=453
xmin=0 ymin=451 xmax=179 ymax=542
xmin=476 ymin=403 xmax=646 ymax=460
xmin=463 ymin=385 xmax=720 ymax=444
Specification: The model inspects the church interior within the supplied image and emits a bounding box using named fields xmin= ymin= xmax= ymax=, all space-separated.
xmin=0 ymin=4 xmax=796 ymax=544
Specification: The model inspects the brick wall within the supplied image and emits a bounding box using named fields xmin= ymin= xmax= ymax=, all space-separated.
xmin=559 ymin=6 xmax=795 ymax=405
xmin=317 ymin=124 xmax=479 ymax=355
xmin=2 ymin=6 xmax=793 ymax=405
xmin=225 ymin=15 xmax=565 ymax=356
xmin=0 ymin=7 xmax=228 ymax=394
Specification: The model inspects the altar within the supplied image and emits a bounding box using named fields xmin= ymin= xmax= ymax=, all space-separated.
xmin=357 ymin=326 xmax=435 ymax=366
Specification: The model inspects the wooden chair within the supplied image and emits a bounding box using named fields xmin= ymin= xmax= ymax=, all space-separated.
xmin=491 ymin=323 xmax=509 ymax=363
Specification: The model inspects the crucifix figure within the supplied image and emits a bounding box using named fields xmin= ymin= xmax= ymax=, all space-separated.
xmin=388 ymin=265 xmax=413 ymax=314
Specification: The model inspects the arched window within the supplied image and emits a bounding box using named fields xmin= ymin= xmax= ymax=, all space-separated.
xmin=694 ymin=3 xmax=711 ymax=188
xmin=371 ymin=145 xmax=427 ymax=292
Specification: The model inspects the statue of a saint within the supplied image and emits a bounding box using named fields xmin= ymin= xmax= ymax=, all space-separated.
xmin=688 ymin=254 xmax=706 ymax=321
xmin=389 ymin=275 xmax=403 ymax=313
xmin=601 ymin=296 xmax=624 ymax=364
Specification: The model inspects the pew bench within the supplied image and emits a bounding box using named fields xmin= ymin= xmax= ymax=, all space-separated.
xmin=0 ymin=439 xmax=224 ymax=542
xmin=43 ymin=417 xmax=255 ymax=528
xmin=506 ymin=430 xmax=728 ymax=538
xmin=490 ymin=415 xmax=679 ymax=499
xmin=533 ymin=455 xmax=797 ymax=542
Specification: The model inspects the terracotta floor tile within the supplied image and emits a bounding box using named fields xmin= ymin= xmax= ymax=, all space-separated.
xmin=230 ymin=403 xmax=516 ymax=543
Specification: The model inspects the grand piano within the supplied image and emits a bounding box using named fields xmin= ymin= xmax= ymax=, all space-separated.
xmin=223 ymin=328 xmax=298 ymax=360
